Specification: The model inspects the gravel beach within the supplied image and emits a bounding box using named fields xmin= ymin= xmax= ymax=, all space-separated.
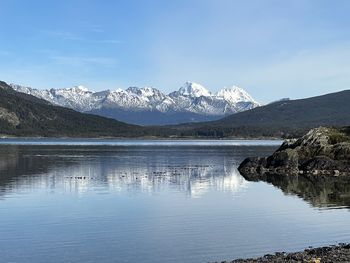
xmin=220 ymin=243 xmax=350 ymax=263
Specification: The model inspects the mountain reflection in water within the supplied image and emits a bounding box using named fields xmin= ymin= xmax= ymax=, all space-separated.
xmin=0 ymin=145 xmax=256 ymax=199
xmin=1 ymin=143 xmax=350 ymax=263
xmin=1 ymin=144 xmax=350 ymax=208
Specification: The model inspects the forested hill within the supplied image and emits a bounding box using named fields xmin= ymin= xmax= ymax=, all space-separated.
xmin=0 ymin=81 xmax=148 ymax=137
xmin=170 ymin=89 xmax=350 ymax=138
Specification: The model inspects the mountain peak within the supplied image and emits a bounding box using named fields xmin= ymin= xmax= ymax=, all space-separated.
xmin=12 ymin=81 xmax=260 ymax=125
xmin=126 ymin=86 xmax=162 ymax=97
xmin=72 ymin=85 xmax=90 ymax=92
xmin=217 ymin=85 xmax=259 ymax=105
xmin=178 ymin=82 xmax=211 ymax=97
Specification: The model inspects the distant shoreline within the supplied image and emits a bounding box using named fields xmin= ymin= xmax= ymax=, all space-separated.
xmin=0 ymin=137 xmax=283 ymax=146
xmin=0 ymin=134 xmax=283 ymax=140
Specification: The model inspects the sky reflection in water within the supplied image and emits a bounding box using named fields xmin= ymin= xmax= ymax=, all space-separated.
xmin=0 ymin=142 xmax=349 ymax=263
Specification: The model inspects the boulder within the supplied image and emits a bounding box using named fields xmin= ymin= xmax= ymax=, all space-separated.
xmin=238 ymin=127 xmax=350 ymax=179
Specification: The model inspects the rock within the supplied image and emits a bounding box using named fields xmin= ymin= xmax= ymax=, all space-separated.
xmin=237 ymin=157 xmax=266 ymax=180
xmin=238 ymin=126 xmax=350 ymax=179
xmin=300 ymin=156 xmax=339 ymax=171
xmin=266 ymin=148 xmax=299 ymax=170
xmin=219 ymin=243 xmax=350 ymax=263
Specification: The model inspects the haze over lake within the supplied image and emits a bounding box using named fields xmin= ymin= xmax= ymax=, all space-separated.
xmin=0 ymin=140 xmax=349 ymax=263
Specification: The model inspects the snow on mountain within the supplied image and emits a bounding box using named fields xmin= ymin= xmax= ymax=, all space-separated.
xmin=217 ymin=85 xmax=259 ymax=105
xmin=176 ymin=82 xmax=211 ymax=97
xmin=125 ymin=87 xmax=175 ymax=112
xmin=10 ymin=82 xmax=260 ymax=124
xmin=10 ymin=84 xmax=104 ymax=111
xmin=167 ymin=82 xmax=260 ymax=115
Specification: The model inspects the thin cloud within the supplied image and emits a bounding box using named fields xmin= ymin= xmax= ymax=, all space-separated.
xmin=50 ymin=55 xmax=117 ymax=66
xmin=93 ymin=39 xmax=123 ymax=44
xmin=229 ymin=43 xmax=350 ymax=102
xmin=40 ymin=29 xmax=122 ymax=44
xmin=40 ymin=30 xmax=83 ymax=41
xmin=90 ymin=25 xmax=104 ymax=33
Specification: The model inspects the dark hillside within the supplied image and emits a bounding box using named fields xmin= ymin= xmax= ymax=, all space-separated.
xmin=0 ymin=81 xmax=147 ymax=137
xmin=170 ymin=90 xmax=350 ymax=138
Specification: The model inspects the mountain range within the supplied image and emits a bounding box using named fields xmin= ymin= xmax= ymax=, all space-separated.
xmin=2 ymin=79 xmax=350 ymax=139
xmin=171 ymin=89 xmax=350 ymax=138
xmin=0 ymin=81 xmax=148 ymax=137
xmin=11 ymin=82 xmax=260 ymax=125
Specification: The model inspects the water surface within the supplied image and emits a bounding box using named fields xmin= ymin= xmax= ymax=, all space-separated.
xmin=0 ymin=140 xmax=349 ymax=263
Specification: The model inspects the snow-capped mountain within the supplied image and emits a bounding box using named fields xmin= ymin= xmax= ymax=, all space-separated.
xmin=175 ymin=82 xmax=212 ymax=97
xmin=11 ymin=82 xmax=260 ymax=125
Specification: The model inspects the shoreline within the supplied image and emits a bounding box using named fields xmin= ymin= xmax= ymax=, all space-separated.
xmin=220 ymin=243 xmax=350 ymax=262
xmin=0 ymin=137 xmax=282 ymax=146
xmin=0 ymin=135 xmax=283 ymax=140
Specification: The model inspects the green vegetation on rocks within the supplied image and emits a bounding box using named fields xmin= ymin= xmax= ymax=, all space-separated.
xmin=239 ymin=127 xmax=350 ymax=179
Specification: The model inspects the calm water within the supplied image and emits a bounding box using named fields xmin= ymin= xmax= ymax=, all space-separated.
xmin=0 ymin=140 xmax=349 ymax=263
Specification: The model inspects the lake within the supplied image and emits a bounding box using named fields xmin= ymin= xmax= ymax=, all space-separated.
xmin=0 ymin=139 xmax=349 ymax=263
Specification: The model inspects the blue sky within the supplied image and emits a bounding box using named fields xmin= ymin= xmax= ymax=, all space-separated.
xmin=0 ymin=0 xmax=350 ymax=103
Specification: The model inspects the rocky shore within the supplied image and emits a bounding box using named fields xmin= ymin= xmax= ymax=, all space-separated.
xmin=222 ymin=243 xmax=350 ymax=263
xmin=235 ymin=127 xmax=350 ymax=262
xmin=238 ymin=127 xmax=350 ymax=180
